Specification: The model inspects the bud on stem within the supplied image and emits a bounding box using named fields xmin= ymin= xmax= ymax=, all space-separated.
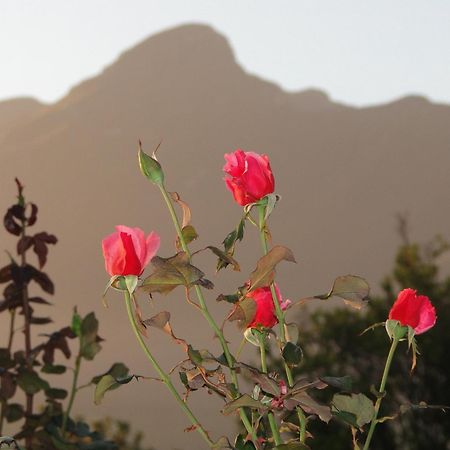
xmin=138 ymin=142 xmax=164 ymax=186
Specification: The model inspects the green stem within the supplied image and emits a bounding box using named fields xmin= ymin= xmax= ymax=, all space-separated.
xmin=124 ymin=291 xmax=214 ymax=448
xmin=257 ymin=204 xmax=307 ymax=443
xmin=158 ymin=185 xmax=258 ymax=444
xmin=258 ymin=332 xmax=282 ymax=446
xmin=61 ymin=354 xmax=81 ymax=437
xmin=362 ymin=336 xmax=400 ymax=450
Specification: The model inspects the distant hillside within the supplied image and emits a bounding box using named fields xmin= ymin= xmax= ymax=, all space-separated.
xmin=0 ymin=97 xmax=44 ymax=141
xmin=1 ymin=24 xmax=449 ymax=450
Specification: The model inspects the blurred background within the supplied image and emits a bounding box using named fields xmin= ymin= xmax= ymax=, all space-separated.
xmin=0 ymin=1 xmax=449 ymax=449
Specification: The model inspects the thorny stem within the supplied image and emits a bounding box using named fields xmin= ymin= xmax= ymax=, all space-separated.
xmin=61 ymin=354 xmax=82 ymax=437
xmin=257 ymin=204 xmax=308 ymax=443
xmin=258 ymin=332 xmax=282 ymax=446
xmin=158 ymin=185 xmax=258 ymax=445
xmin=362 ymin=335 xmax=400 ymax=450
xmin=124 ymin=291 xmax=214 ymax=448
xmin=19 ymin=216 xmax=34 ymax=450
xmin=0 ymin=310 xmax=16 ymax=434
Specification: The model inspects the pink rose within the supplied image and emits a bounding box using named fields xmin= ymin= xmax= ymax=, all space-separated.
xmin=246 ymin=285 xmax=290 ymax=329
xmin=223 ymin=149 xmax=275 ymax=206
xmin=388 ymin=288 xmax=436 ymax=335
xmin=102 ymin=225 xmax=160 ymax=276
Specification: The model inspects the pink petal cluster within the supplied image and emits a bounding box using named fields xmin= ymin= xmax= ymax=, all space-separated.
xmin=388 ymin=288 xmax=436 ymax=335
xmin=102 ymin=225 xmax=160 ymax=276
xmin=223 ymin=149 xmax=275 ymax=206
xmin=246 ymin=284 xmax=290 ymax=329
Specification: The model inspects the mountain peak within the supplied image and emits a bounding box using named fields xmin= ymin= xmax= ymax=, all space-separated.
xmin=61 ymin=24 xmax=241 ymax=107
xmin=118 ymin=23 xmax=235 ymax=62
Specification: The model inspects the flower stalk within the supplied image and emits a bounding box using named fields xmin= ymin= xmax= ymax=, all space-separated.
xmin=362 ymin=334 xmax=400 ymax=450
xmin=258 ymin=332 xmax=282 ymax=446
xmin=158 ymin=184 xmax=258 ymax=445
xmin=257 ymin=204 xmax=308 ymax=443
xmin=61 ymin=354 xmax=82 ymax=437
xmin=123 ymin=290 xmax=214 ymax=448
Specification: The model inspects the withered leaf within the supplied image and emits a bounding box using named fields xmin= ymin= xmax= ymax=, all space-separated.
xmin=143 ymin=311 xmax=188 ymax=351
xmin=141 ymin=252 xmax=213 ymax=295
xmin=248 ymin=245 xmax=296 ymax=292
xmin=227 ymin=297 xmax=256 ymax=329
xmin=316 ymin=275 xmax=370 ymax=309
xmin=170 ymin=192 xmax=191 ymax=228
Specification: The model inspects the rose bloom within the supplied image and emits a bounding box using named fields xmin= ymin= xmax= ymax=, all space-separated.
xmin=246 ymin=285 xmax=290 ymax=329
xmin=102 ymin=225 xmax=160 ymax=276
xmin=223 ymin=149 xmax=275 ymax=206
xmin=388 ymin=288 xmax=436 ymax=335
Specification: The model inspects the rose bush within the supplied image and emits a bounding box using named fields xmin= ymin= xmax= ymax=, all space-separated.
xmin=96 ymin=145 xmax=440 ymax=450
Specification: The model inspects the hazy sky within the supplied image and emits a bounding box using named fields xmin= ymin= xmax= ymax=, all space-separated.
xmin=1 ymin=0 xmax=449 ymax=106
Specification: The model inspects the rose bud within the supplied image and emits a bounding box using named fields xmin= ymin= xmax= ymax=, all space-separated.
xmin=102 ymin=225 xmax=160 ymax=277
xmin=223 ymin=149 xmax=275 ymax=206
xmin=246 ymin=285 xmax=290 ymax=329
xmin=388 ymin=288 xmax=436 ymax=335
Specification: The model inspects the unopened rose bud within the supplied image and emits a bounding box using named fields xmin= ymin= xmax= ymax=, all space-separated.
xmin=138 ymin=145 xmax=164 ymax=186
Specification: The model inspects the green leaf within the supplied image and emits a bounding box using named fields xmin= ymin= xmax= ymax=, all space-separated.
xmin=263 ymin=193 xmax=280 ymax=221
xmin=216 ymin=293 xmax=240 ymax=304
xmin=71 ymin=309 xmax=82 ymax=337
xmin=216 ymin=353 xmax=237 ymax=369
xmin=80 ymin=312 xmax=102 ymax=360
xmin=187 ymin=346 xmax=204 ymax=366
xmin=94 ymin=374 xmax=135 ymax=405
xmin=222 ymin=394 xmax=266 ymax=415
xmin=282 ymin=342 xmax=303 ymax=367
xmin=5 ymin=403 xmax=24 ymax=423
xmin=321 ymin=375 xmax=353 ymax=392
xmin=91 ymin=362 xmax=129 ymax=385
xmin=207 ymin=246 xmax=240 ymax=272
xmin=248 ymin=245 xmax=296 ymax=291
xmin=176 ymin=225 xmax=198 ymax=249
xmin=316 ymin=275 xmax=370 ymax=309
xmin=138 ymin=144 xmax=164 ymax=185
xmin=218 ymin=218 xmax=246 ymax=272
xmin=289 ymin=391 xmax=332 ymax=422
xmin=17 ymin=371 xmax=50 ymax=395
xmin=332 ymin=393 xmax=375 ymax=427
xmin=239 ymin=363 xmax=280 ymax=396
xmin=42 ymin=364 xmax=67 ymax=374
xmin=141 ymin=252 xmax=213 ymax=295
xmin=0 ymin=349 xmax=14 ymax=369
xmin=45 ymin=388 xmax=68 ymax=399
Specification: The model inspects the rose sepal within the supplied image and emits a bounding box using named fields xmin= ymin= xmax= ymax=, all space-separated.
xmin=385 ymin=319 xmax=408 ymax=341
xmin=102 ymin=275 xmax=139 ymax=304
xmin=244 ymin=327 xmax=271 ymax=347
